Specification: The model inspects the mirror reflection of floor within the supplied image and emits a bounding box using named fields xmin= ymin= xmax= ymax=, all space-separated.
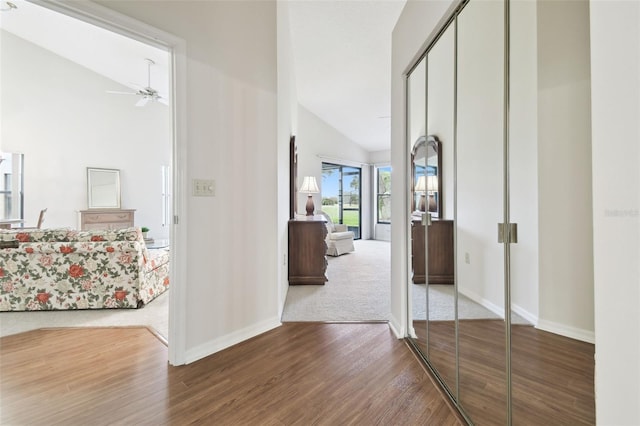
xmin=411 ymin=319 xmax=595 ymax=424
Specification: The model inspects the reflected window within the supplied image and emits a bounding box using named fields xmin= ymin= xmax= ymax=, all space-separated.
xmin=377 ymin=166 xmax=391 ymax=223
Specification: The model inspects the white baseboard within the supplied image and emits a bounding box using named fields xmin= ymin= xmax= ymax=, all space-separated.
xmin=459 ymin=288 xmax=505 ymax=318
xmin=184 ymin=316 xmax=282 ymax=364
xmin=511 ymin=303 xmax=538 ymax=325
xmin=536 ymin=319 xmax=595 ymax=344
xmin=435 ymin=289 xmax=594 ymax=344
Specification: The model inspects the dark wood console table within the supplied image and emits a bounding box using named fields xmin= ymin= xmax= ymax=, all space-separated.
xmin=411 ymin=218 xmax=454 ymax=284
xmin=288 ymin=217 xmax=328 ymax=285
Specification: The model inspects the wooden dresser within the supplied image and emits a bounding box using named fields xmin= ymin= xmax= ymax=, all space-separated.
xmin=288 ymin=217 xmax=328 ymax=285
xmin=411 ymin=218 xmax=454 ymax=284
xmin=78 ymin=209 xmax=136 ymax=231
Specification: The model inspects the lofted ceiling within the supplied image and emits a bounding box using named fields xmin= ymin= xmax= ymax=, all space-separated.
xmin=0 ymin=0 xmax=170 ymax=103
xmin=1 ymin=0 xmax=405 ymax=152
xmin=288 ymin=0 xmax=406 ymax=152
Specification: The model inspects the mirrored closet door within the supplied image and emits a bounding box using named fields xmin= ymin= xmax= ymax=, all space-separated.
xmin=455 ymin=0 xmax=507 ymax=423
xmin=405 ymin=0 xmax=595 ymax=424
xmin=424 ymin=22 xmax=456 ymax=397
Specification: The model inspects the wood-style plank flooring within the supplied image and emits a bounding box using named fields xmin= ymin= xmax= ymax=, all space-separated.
xmin=0 ymin=323 xmax=463 ymax=425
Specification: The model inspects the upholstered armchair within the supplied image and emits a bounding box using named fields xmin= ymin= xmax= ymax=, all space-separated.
xmin=319 ymin=211 xmax=355 ymax=256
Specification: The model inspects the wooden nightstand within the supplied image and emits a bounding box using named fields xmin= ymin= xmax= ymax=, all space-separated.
xmin=288 ymin=216 xmax=328 ymax=285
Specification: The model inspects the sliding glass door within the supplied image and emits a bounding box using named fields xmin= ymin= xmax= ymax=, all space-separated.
xmin=321 ymin=162 xmax=361 ymax=239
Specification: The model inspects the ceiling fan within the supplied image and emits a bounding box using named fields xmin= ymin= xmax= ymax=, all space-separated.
xmin=107 ymin=58 xmax=169 ymax=107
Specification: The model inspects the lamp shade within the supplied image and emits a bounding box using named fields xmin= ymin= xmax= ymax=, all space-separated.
xmin=414 ymin=175 xmax=426 ymax=192
xmin=427 ymin=175 xmax=438 ymax=192
xmin=300 ymin=176 xmax=319 ymax=194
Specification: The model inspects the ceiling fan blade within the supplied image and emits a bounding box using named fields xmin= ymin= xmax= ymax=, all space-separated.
xmin=106 ymin=90 xmax=137 ymax=95
xmin=157 ymin=97 xmax=170 ymax=106
xmin=127 ymin=82 xmax=146 ymax=92
xmin=136 ymin=97 xmax=150 ymax=107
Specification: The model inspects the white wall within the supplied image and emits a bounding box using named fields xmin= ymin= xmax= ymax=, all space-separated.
xmin=590 ymin=1 xmax=640 ymax=424
xmin=97 ymin=0 xmax=280 ymax=363
xmin=0 ymin=30 xmax=171 ymax=239
xmin=536 ymin=0 xmax=594 ymax=341
xmin=296 ymin=105 xmax=372 ymax=239
xmin=277 ymin=1 xmax=298 ymax=315
xmin=369 ymin=150 xmax=390 ymax=165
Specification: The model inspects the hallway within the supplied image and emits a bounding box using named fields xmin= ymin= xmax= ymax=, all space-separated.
xmin=0 ymin=323 xmax=462 ymax=425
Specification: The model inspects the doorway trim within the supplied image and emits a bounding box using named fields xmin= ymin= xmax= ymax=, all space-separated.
xmin=33 ymin=0 xmax=188 ymax=365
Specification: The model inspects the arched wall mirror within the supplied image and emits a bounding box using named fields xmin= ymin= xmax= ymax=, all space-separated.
xmin=411 ymin=136 xmax=442 ymax=219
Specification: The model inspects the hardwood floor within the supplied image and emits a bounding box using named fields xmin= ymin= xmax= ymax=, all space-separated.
xmin=413 ymin=320 xmax=595 ymax=425
xmin=0 ymin=323 xmax=463 ymax=425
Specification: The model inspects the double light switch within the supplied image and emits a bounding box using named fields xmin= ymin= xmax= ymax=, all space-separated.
xmin=193 ymin=179 xmax=215 ymax=197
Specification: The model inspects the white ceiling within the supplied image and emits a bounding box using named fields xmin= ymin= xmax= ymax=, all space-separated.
xmin=1 ymin=0 xmax=405 ymax=152
xmin=0 ymin=0 xmax=170 ymax=100
xmin=288 ymin=0 xmax=406 ymax=152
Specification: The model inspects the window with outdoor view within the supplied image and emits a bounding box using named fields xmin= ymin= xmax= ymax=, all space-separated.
xmin=321 ymin=162 xmax=361 ymax=239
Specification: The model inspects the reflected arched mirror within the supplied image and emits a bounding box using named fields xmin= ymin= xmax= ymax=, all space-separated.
xmin=411 ymin=135 xmax=442 ymax=219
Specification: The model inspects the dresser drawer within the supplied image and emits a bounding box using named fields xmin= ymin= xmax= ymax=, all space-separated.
xmin=83 ymin=212 xmax=133 ymax=224
xmin=78 ymin=209 xmax=136 ymax=231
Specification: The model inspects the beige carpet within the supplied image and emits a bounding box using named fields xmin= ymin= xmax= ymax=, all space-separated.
xmin=282 ymin=240 xmax=391 ymax=321
xmin=0 ymin=290 xmax=168 ymax=339
xmin=282 ymin=239 xmax=521 ymax=324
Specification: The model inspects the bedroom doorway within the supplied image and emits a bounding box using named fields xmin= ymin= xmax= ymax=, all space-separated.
xmin=1 ymin=0 xmax=187 ymax=365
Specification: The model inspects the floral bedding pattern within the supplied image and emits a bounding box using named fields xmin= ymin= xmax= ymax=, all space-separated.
xmin=0 ymin=228 xmax=169 ymax=311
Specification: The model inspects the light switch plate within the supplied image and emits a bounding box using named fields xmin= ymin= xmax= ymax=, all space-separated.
xmin=193 ymin=179 xmax=215 ymax=197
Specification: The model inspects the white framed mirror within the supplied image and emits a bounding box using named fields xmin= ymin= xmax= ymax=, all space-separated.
xmin=87 ymin=167 xmax=121 ymax=209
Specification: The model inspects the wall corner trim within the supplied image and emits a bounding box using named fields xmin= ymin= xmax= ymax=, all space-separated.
xmin=388 ymin=315 xmax=404 ymax=339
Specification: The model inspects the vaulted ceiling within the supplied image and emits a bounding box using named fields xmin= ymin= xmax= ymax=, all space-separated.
xmin=0 ymin=0 xmax=169 ymax=104
xmin=288 ymin=1 xmax=405 ymax=152
xmin=1 ymin=0 xmax=405 ymax=152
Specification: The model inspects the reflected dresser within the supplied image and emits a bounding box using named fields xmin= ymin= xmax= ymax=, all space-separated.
xmin=411 ymin=218 xmax=454 ymax=284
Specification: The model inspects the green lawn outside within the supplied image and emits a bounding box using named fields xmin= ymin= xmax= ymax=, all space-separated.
xmin=319 ymin=204 xmax=360 ymax=227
